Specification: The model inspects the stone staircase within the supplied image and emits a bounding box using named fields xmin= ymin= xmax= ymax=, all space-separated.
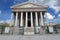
xmin=24 ymin=27 xmax=34 ymax=35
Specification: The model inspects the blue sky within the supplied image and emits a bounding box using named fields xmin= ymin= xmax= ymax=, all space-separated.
xmin=0 ymin=0 xmax=28 ymax=20
xmin=0 ymin=0 xmax=60 ymax=24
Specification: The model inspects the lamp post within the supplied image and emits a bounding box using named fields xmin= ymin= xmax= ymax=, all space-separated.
xmin=45 ymin=13 xmax=49 ymax=33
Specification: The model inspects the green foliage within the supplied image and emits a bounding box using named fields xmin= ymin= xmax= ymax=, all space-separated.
xmin=46 ymin=26 xmax=49 ymax=33
xmin=2 ymin=23 xmax=10 ymax=27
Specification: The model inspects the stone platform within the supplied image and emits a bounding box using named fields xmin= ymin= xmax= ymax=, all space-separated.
xmin=0 ymin=34 xmax=60 ymax=40
xmin=24 ymin=27 xmax=34 ymax=35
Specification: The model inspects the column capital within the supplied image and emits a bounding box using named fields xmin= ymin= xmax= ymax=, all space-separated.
xmin=35 ymin=11 xmax=37 ymax=13
xmin=16 ymin=12 xmax=18 ymax=13
xmin=26 ymin=11 xmax=27 ymax=13
xmin=21 ymin=11 xmax=23 ymax=13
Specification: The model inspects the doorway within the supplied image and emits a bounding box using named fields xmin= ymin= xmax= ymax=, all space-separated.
xmin=28 ymin=20 xmax=31 ymax=27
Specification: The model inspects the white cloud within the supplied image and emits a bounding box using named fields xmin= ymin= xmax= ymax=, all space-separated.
xmin=58 ymin=14 xmax=60 ymax=17
xmin=0 ymin=20 xmax=4 ymax=23
xmin=5 ymin=20 xmax=11 ymax=24
xmin=0 ymin=19 xmax=14 ymax=25
xmin=29 ymin=0 xmax=60 ymax=13
xmin=49 ymin=6 xmax=60 ymax=13
xmin=0 ymin=20 xmax=10 ymax=24
xmin=30 ymin=0 xmax=60 ymax=13
xmin=45 ymin=0 xmax=60 ymax=13
xmin=44 ymin=12 xmax=55 ymax=19
xmin=29 ymin=0 xmax=44 ymax=4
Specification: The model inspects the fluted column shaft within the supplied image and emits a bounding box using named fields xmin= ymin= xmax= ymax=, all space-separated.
xmin=35 ymin=12 xmax=38 ymax=26
xmin=40 ymin=12 xmax=44 ymax=26
xmin=31 ymin=12 xmax=33 ymax=27
xmin=15 ymin=12 xmax=18 ymax=26
xmin=20 ymin=12 xmax=23 ymax=26
xmin=10 ymin=13 xmax=13 ymax=26
xmin=25 ymin=12 xmax=28 ymax=27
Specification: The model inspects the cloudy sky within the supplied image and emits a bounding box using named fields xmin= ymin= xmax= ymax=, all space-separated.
xmin=0 ymin=0 xmax=60 ymax=24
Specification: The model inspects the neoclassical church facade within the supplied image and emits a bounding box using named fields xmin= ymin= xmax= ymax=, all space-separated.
xmin=10 ymin=2 xmax=47 ymax=35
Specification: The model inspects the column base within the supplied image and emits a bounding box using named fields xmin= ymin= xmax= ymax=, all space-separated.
xmin=13 ymin=27 xmax=19 ymax=35
xmin=24 ymin=27 xmax=34 ymax=35
xmin=40 ymin=26 xmax=46 ymax=34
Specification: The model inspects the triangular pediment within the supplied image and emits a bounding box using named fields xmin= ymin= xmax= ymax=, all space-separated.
xmin=18 ymin=4 xmax=39 ymax=8
xmin=11 ymin=2 xmax=47 ymax=8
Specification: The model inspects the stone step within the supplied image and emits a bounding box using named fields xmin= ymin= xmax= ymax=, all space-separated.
xmin=24 ymin=27 xmax=34 ymax=35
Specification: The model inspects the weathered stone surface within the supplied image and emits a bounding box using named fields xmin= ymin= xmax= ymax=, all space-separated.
xmin=0 ymin=34 xmax=60 ymax=40
xmin=24 ymin=27 xmax=34 ymax=35
xmin=13 ymin=27 xmax=19 ymax=35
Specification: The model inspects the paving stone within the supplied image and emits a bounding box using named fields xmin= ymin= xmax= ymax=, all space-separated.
xmin=0 ymin=34 xmax=60 ymax=40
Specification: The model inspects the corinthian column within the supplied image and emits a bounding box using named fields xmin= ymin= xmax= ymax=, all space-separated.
xmin=31 ymin=12 xmax=33 ymax=27
xmin=20 ymin=12 xmax=23 ymax=26
xmin=15 ymin=12 xmax=18 ymax=26
xmin=10 ymin=13 xmax=13 ymax=26
xmin=35 ymin=12 xmax=38 ymax=26
xmin=25 ymin=12 xmax=28 ymax=27
xmin=40 ymin=12 xmax=44 ymax=26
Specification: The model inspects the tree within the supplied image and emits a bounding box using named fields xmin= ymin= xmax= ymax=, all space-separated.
xmin=2 ymin=22 xmax=10 ymax=27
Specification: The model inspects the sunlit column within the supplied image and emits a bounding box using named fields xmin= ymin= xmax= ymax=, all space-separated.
xmin=25 ymin=12 xmax=28 ymax=27
xmin=15 ymin=12 xmax=18 ymax=26
xmin=10 ymin=13 xmax=13 ymax=26
xmin=20 ymin=12 xmax=23 ymax=26
xmin=35 ymin=12 xmax=38 ymax=26
xmin=40 ymin=12 xmax=44 ymax=26
xmin=31 ymin=12 xmax=33 ymax=27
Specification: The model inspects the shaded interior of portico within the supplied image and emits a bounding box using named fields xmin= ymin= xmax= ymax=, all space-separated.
xmin=13 ymin=11 xmax=45 ymax=27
